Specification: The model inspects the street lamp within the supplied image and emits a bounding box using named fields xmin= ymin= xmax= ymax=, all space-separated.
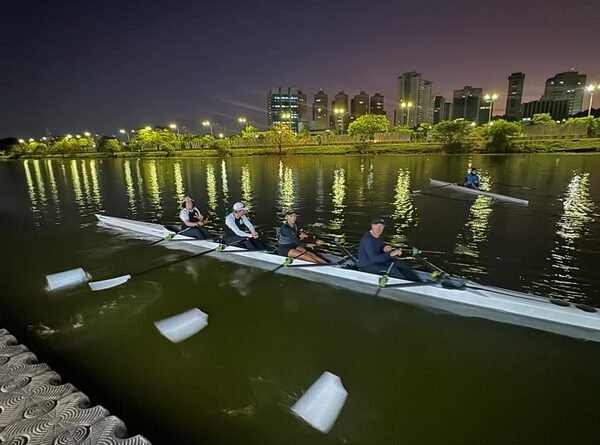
xmin=586 ymin=85 xmax=597 ymax=117
xmin=119 ymin=129 xmax=130 ymax=142
xmin=238 ymin=117 xmax=247 ymax=126
xmin=333 ymin=108 xmax=345 ymax=134
xmin=400 ymin=101 xmax=413 ymax=127
xmin=218 ymin=133 xmax=224 ymax=138
xmin=169 ymin=123 xmax=179 ymax=135
xmin=484 ymin=93 xmax=499 ymax=124
xmin=202 ymin=120 xmax=213 ymax=136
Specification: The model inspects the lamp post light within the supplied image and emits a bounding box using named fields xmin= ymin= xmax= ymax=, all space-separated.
xmin=238 ymin=117 xmax=247 ymax=126
xmin=586 ymin=85 xmax=597 ymax=117
xmin=202 ymin=120 xmax=213 ymax=136
xmin=169 ymin=123 xmax=179 ymax=135
xmin=119 ymin=129 xmax=130 ymax=142
xmin=484 ymin=93 xmax=499 ymax=124
xmin=400 ymin=101 xmax=414 ymax=127
xmin=333 ymin=108 xmax=345 ymax=134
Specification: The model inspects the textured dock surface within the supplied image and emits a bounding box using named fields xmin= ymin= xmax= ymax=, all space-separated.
xmin=0 ymin=328 xmax=151 ymax=444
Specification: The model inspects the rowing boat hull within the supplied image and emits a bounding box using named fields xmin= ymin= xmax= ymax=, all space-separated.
xmin=429 ymin=179 xmax=529 ymax=205
xmin=95 ymin=214 xmax=600 ymax=342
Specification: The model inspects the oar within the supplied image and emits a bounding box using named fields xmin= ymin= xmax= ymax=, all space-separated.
xmin=494 ymin=183 xmax=532 ymax=190
xmin=375 ymin=263 xmax=395 ymax=297
xmin=150 ymin=227 xmax=192 ymax=245
xmin=88 ymin=238 xmax=247 ymax=291
xmin=270 ymin=248 xmax=309 ymax=273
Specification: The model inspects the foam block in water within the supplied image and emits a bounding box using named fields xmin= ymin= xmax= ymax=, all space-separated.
xmin=154 ymin=308 xmax=208 ymax=343
xmin=46 ymin=268 xmax=89 ymax=291
xmin=291 ymin=371 xmax=348 ymax=433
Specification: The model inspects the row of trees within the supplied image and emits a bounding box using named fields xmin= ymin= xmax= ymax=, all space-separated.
xmin=5 ymin=114 xmax=598 ymax=157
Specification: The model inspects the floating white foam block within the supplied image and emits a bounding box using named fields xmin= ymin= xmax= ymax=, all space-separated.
xmin=154 ymin=308 xmax=208 ymax=343
xmin=46 ymin=267 xmax=89 ymax=291
xmin=291 ymin=371 xmax=348 ymax=433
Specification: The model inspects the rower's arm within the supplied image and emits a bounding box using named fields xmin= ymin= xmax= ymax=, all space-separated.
xmin=241 ymin=215 xmax=256 ymax=233
xmin=225 ymin=214 xmax=252 ymax=237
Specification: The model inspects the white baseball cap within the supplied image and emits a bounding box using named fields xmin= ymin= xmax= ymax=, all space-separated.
xmin=233 ymin=202 xmax=248 ymax=211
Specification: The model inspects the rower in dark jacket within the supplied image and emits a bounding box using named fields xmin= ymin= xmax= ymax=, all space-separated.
xmin=358 ymin=217 xmax=421 ymax=282
xmin=278 ymin=209 xmax=327 ymax=263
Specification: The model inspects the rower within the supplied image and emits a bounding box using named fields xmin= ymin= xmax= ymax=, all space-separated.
xmin=464 ymin=167 xmax=480 ymax=189
xmin=358 ymin=217 xmax=421 ymax=282
xmin=278 ymin=210 xmax=327 ymax=264
xmin=179 ymin=196 xmax=211 ymax=239
xmin=223 ymin=202 xmax=267 ymax=250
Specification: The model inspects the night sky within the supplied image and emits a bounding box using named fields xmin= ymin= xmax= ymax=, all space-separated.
xmin=2 ymin=0 xmax=598 ymax=139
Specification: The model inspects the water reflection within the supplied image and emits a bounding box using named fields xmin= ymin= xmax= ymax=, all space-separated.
xmin=206 ymin=163 xmax=218 ymax=213
xmin=221 ymin=160 xmax=229 ymax=203
xmin=173 ymin=161 xmax=185 ymax=204
xmin=146 ymin=160 xmax=163 ymax=219
xmin=23 ymin=160 xmax=40 ymax=220
xmin=390 ymin=168 xmax=416 ymax=245
xmin=89 ymin=160 xmax=102 ymax=207
xmin=453 ymin=173 xmax=493 ymax=276
xmin=534 ymin=172 xmax=597 ymax=300
xmin=45 ymin=160 xmax=59 ymax=206
xmin=241 ymin=164 xmax=253 ymax=209
xmin=123 ymin=160 xmax=137 ymax=216
xmin=329 ymin=167 xmax=346 ymax=230
xmin=32 ymin=160 xmax=48 ymax=208
xmin=70 ymin=160 xmax=84 ymax=211
xmin=277 ymin=160 xmax=295 ymax=211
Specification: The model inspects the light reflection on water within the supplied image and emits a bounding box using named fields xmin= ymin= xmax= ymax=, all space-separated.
xmin=390 ymin=168 xmax=416 ymax=245
xmin=241 ymin=164 xmax=253 ymax=210
xmin=277 ymin=160 xmax=295 ymax=212
xmin=206 ymin=163 xmax=218 ymax=214
xmin=329 ymin=167 xmax=346 ymax=231
xmin=453 ymin=171 xmax=494 ymax=276
xmin=532 ymin=171 xmax=597 ymax=300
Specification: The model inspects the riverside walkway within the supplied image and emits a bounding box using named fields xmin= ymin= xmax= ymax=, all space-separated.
xmin=0 ymin=328 xmax=151 ymax=444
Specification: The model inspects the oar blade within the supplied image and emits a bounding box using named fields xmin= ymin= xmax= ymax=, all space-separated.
xmin=88 ymin=274 xmax=131 ymax=291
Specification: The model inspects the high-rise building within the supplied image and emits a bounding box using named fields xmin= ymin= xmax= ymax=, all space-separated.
xmin=396 ymin=72 xmax=434 ymax=127
xmin=522 ymin=100 xmax=569 ymax=121
xmin=350 ymin=91 xmax=369 ymax=122
xmin=541 ymin=71 xmax=587 ymax=116
xmin=267 ymin=86 xmax=300 ymax=133
xmin=370 ymin=92 xmax=386 ymax=115
xmin=298 ymin=90 xmax=307 ymax=122
xmin=332 ymin=91 xmax=349 ymax=132
xmin=433 ymin=95 xmax=446 ymax=124
xmin=452 ymin=86 xmax=483 ymax=123
xmin=506 ymin=72 xmax=525 ymax=121
xmin=443 ymin=102 xmax=452 ymax=121
xmin=312 ymin=89 xmax=329 ymax=130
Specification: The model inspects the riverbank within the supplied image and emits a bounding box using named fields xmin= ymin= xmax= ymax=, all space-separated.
xmin=1 ymin=138 xmax=599 ymax=160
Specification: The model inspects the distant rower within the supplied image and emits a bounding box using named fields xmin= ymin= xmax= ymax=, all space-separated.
xmin=464 ymin=167 xmax=480 ymax=189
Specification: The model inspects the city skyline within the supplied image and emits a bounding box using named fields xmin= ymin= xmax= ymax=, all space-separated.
xmin=1 ymin=0 xmax=598 ymax=138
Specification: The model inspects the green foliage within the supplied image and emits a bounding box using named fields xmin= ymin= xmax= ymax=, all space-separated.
xmin=483 ymin=120 xmax=522 ymax=152
xmin=266 ymin=123 xmax=296 ymax=155
xmin=211 ymin=138 xmax=232 ymax=156
xmin=130 ymin=128 xmax=178 ymax=151
xmin=240 ymin=125 xmax=259 ymax=140
xmin=412 ymin=123 xmax=432 ymax=142
xmin=98 ymin=137 xmax=122 ymax=153
xmin=565 ymin=116 xmax=600 ymax=136
xmin=393 ymin=125 xmax=412 ymax=134
xmin=430 ymin=120 xmax=473 ymax=152
xmin=347 ymin=114 xmax=389 ymax=142
xmin=531 ymin=113 xmax=556 ymax=126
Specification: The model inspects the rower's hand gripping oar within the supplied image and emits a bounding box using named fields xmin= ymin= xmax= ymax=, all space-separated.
xmin=88 ymin=238 xmax=247 ymax=291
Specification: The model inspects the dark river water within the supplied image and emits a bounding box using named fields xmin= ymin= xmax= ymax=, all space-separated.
xmin=0 ymin=154 xmax=599 ymax=444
